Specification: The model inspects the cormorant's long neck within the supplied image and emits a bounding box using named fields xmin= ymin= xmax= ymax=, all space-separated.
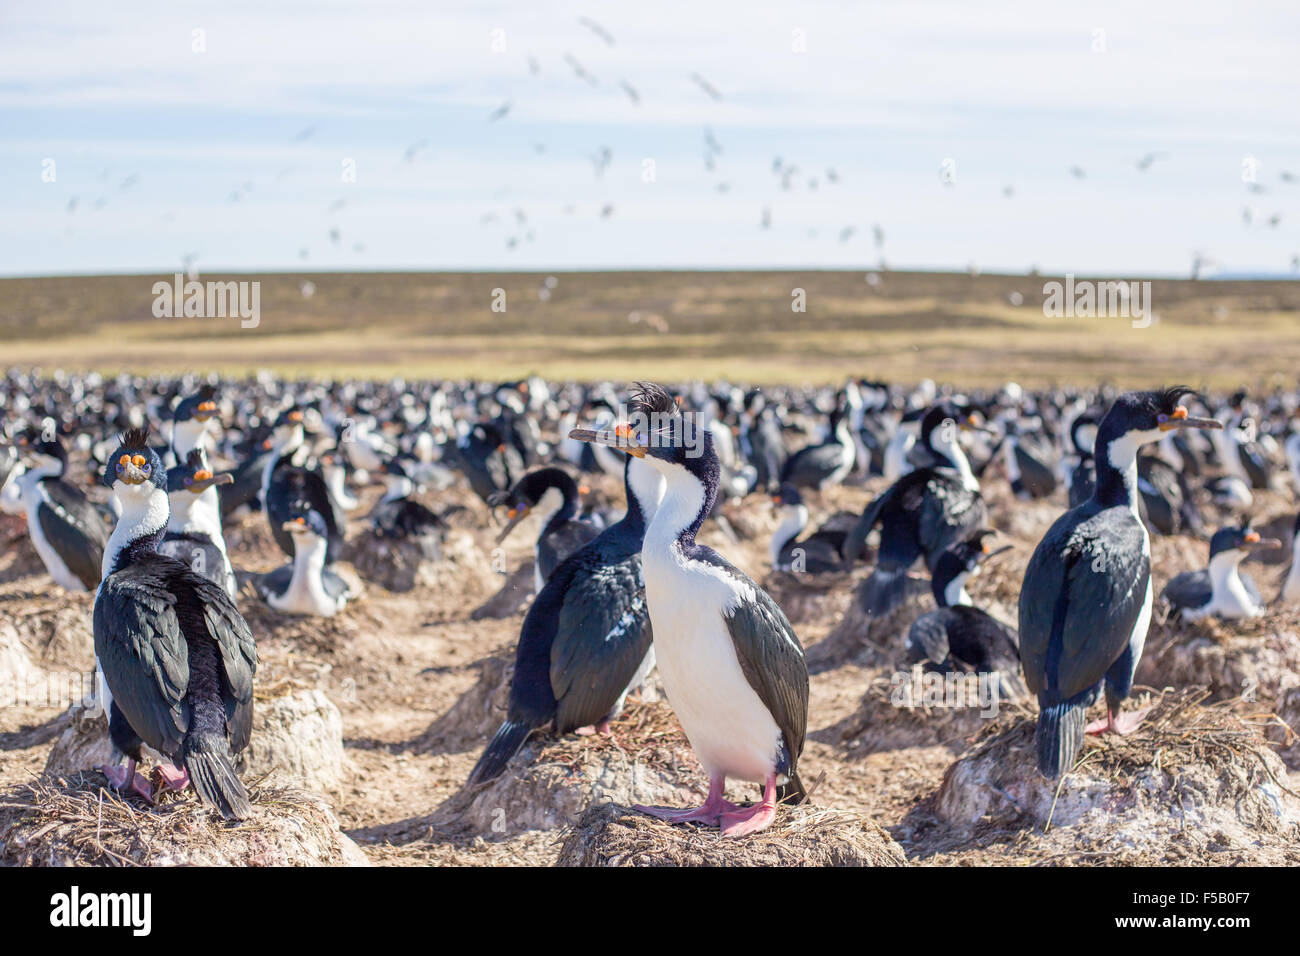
xmin=537 ymin=478 xmax=578 ymax=537
xmin=932 ymin=434 xmax=979 ymax=493
xmin=1208 ymin=550 xmax=1245 ymax=599
xmin=771 ymin=504 xmax=808 ymax=566
xmin=1094 ymin=429 xmax=1143 ymax=515
xmin=645 ymin=470 xmax=713 ymax=554
xmin=930 ymin=568 xmax=973 ymax=607
xmin=617 ymin=457 xmax=665 ymax=542
xmin=104 ymin=484 xmax=169 ymax=577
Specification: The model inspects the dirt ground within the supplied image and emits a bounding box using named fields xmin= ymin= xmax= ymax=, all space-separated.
xmin=2 ymin=459 xmax=1298 ymax=866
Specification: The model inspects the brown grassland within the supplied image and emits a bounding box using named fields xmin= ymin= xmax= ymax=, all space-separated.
xmin=3 ymin=270 xmax=1298 ymax=387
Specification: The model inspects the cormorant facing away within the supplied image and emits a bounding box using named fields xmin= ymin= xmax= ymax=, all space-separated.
xmin=94 ymin=428 xmax=257 ymax=818
xmin=1019 ymin=388 xmax=1221 ymax=778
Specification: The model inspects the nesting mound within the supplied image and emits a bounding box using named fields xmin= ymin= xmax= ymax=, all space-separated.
xmin=556 ymin=802 xmax=907 ymax=867
xmin=808 ymin=576 xmax=930 ymax=672
xmin=762 ymin=570 xmax=854 ymax=626
xmin=2 ymin=590 xmax=95 ymax=670
xmin=1139 ymin=611 xmax=1300 ymax=717
xmin=913 ymin=690 xmax=1300 ymax=865
xmin=346 ymin=529 xmax=464 ymax=593
xmin=820 ymin=665 xmax=1026 ymax=756
xmin=0 ymin=621 xmax=39 ymax=698
xmin=43 ymin=702 xmax=114 ymax=778
xmin=0 ymin=776 xmax=368 ymax=866
xmin=45 ymin=690 xmax=346 ymax=793
xmin=413 ymin=652 xmax=511 ymax=754
xmin=239 ymin=689 xmax=345 ymax=792
xmin=435 ymin=699 xmax=703 ymax=838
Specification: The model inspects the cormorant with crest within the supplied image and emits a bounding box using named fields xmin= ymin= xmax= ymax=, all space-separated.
xmin=468 ymin=388 xmax=666 ymax=785
xmin=94 ymin=428 xmax=257 ymax=818
xmin=1019 ymin=388 xmax=1222 ymax=778
xmin=571 ymin=383 xmax=809 ymax=837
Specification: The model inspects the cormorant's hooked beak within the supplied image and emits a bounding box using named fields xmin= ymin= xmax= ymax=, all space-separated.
xmin=114 ymin=454 xmax=151 ymax=486
xmin=282 ymin=516 xmax=310 ymax=535
xmin=189 ymin=470 xmax=234 ymax=493
xmin=568 ymin=423 xmax=646 ymax=458
xmin=1243 ymin=531 xmax=1282 ymax=550
xmin=979 ymin=543 xmax=1014 ymax=564
xmin=1159 ymin=406 xmax=1222 ymax=431
xmin=194 ymin=399 xmax=220 ymax=423
xmin=960 ymin=415 xmax=998 ymax=437
xmin=495 ymin=505 xmax=530 ymax=544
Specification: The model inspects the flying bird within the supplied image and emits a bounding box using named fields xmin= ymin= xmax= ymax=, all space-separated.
xmin=577 ymin=16 xmax=615 ymax=45
xmin=1136 ymin=152 xmax=1167 ymax=172
xmin=488 ymin=100 xmax=512 ymax=122
xmin=689 ymin=72 xmax=723 ymax=100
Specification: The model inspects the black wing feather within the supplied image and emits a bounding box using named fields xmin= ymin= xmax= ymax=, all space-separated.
xmin=1019 ymin=505 xmax=1149 ymax=702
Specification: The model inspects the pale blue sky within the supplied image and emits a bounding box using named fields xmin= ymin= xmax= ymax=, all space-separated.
xmin=2 ymin=0 xmax=1297 ymax=277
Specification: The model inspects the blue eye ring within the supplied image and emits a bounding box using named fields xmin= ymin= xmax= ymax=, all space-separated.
xmin=115 ymin=462 xmax=125 ymax=473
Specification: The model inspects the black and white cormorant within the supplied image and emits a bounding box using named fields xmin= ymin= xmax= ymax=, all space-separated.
xmin=254 ymin=507 xmax=352 ymax=616
xmin=15 ymin=435 xmax=109 ymax=591
xmin=159 ymin=448 xmax=237 ymax=598
xmin=1161 ymin=524 xmax=1277 ymax=620
xmin=573 ymin=384 xmax=809 ymax=837
xmin=261 ymin=409 xmax=344 ymax=564
xmin=493 ymin=467 xmax=600 ymax=592
xmin=94 ymin=428 xmax=257 ymax=818
xmin=1019 ymin=388 xmax=1222 ymax=778
xmin=906 ymin=532 xmax=1023 ymax=697
xmin=468 ymin=444 xmax=664 ymax=784
xmin=842 ymin=403 xmax=989 ymax=617
xmin=769 ymin=483 xmax=852 ymax=573
xmin=780 ymin=405 xmax=855 ymax=491
xmin=169 ymin=384 xmax=220 ymax=460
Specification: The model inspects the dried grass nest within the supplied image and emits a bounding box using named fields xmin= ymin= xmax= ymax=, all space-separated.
xmin=901 ymin=687 xmax=1300 ymax=865
xmin=0 ymin=774 xmax=368 ymax=867
xmin=556 ymin=802 xmax=907 ymax=867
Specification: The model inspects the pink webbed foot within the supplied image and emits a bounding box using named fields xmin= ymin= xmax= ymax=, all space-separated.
xmin=1085 ymin=705 xmax=1152 ymax=736
xmin=155 ymin=764 xmax=190 ymax=793
xmin=635 ymin=775 xmax=739 ymax=825
xmin=720 ymin=802 xmax=778 ymax=838
xmin=99 ymin=760 xmax=154 ymax=803
xmin=575 ymin=720 xmax=614 ymax=738
xmin=719 ymin=774 xmax=779 ymax=838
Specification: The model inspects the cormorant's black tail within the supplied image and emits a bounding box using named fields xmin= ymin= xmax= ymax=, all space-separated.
xmin=183 ymin=734 xmax=252 ymax=820
xmin=776 ymin=770 xmax=808 ymax=806
xmin=468 ymin=720 xmax=535 ymax=786
xmin=1036 ymin=701 xmax=1085 ymax=779
xmin=858 ymin=564 xmax=909 ymax=617
xmin=841 ymin=487 xmax=892 ymax=566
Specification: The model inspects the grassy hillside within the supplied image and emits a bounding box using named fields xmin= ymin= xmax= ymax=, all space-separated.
xmin=2 ymin=270 xmax=1297 ymax=387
